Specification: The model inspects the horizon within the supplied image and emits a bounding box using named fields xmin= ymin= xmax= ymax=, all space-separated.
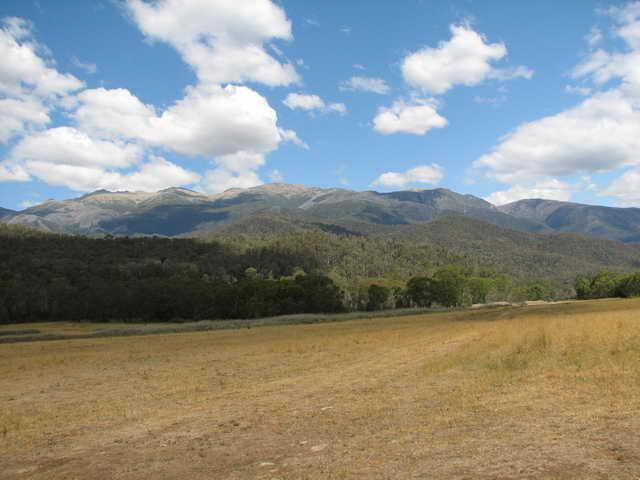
xmin=8 ymin=181 xmax=640 ymax=213
xmin=1 ymin=1 xmax=640 ymax=210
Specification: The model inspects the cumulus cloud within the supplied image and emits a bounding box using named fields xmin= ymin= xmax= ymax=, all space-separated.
xmin=402 ymin=24 xmax=508 ymax=94
xmin=0 ymin=17 xmax=82 ymax=144
xmin=474 ymin=3 xmax=640 ymax=203
xmin=0 ymin=161 xmax=30 ymax=182
xmin=0 ymin=17 xmax=83 ymax=97
xmin=371 ymin=164 xmax=444 ymax=188
xmin=339 ymin=76 xmax=390 ymax=94
xmin=485 ymin=178 xmax=574 ymax=205
xmin=25 ymin=155 xmax=200 ymax=192
xmin=283 ymin=93 xmax=347 ymax=115
xmin=373 ymin=99 xmax=447 ymax=135
xmin=3 ymin=126 xmax=197 ymax=192
xmin=0 ymin=97 xmax=49 ymax=143
xmin=474 ymin=90 xmax=640 ymax=184
xmin=12 ymin=126 xmax=142 ymax=168
xmin=127 ymin=0 xmax=298 ymax=86
xmin=199 ymin=166 xmax=262 ymax=193
xmin=278 ymin=127 xmax=309 ymax=149
xmin=75 ymin=85 xmax=281 ymax=158
xmin=1 ymin=3 xmax=309 ymax=194
xmin=603 ymin=167 xmax=640 ymax=205
xmin=283 ymin=93 xmax=324 ymax=110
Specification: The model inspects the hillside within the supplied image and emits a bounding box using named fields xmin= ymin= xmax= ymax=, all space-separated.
xmin=499 ymin=199 xmax=640 ymax=243
xmin=0 ymin=207 xmax=16 ymax=219
xmin=5 ymin=184 xmax=640 ymax=244
xmin=1 ymin=184 xmax=549 ymax=237
xmin=207 ymin=215 xmax=640 ymax=289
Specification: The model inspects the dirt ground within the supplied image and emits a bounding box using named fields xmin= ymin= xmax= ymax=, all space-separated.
xmin=2 ymin=298 xmax=640 ymax=479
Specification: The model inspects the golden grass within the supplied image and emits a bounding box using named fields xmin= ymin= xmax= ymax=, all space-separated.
xmin=1 ymin=298 xmax=640 ymax=479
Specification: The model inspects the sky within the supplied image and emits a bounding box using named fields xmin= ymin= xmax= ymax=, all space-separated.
xmin=1 ymin=0 xmax=640 ymax=210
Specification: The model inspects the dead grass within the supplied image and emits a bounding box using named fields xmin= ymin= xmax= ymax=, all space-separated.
xmin=1 ymin=298 xmax=640 ymax=479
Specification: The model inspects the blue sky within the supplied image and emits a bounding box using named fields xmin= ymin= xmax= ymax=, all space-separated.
xmin=1 ymin=0 xmax=640 ymax=210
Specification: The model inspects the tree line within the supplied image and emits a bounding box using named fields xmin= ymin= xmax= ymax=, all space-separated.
xmin=0 ymin=225 xmax=561 ymax=323
xmin=575 ymin=271 xmax=640 ymax=300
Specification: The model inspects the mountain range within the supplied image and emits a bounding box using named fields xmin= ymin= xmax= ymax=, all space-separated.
xmin=2 ymin=184 xmax=640 ymax=243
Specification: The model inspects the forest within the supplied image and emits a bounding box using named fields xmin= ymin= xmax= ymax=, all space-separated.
xmin=0 ymin=224 xmax=596 ymax=323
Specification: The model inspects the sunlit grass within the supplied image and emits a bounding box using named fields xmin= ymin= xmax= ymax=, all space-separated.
xmin=2 ymin=298 xmax=640 ymax=479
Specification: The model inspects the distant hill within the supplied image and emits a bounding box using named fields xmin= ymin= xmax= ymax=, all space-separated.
xmin=2 ymin=184 xmax=548 ymax=236
xmin=0 ymin=207 xmax=16 ymax=219
xmin=499 ymin=199 xmax=640 ymax=243
xmin=206 ymin=214 xmax=640 ymax=284
xmin=2 ymin=184 xmax=640 ymax=244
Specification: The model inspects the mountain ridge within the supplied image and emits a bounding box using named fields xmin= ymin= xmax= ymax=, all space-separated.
xmin=1 ymin=183 xmax=639 ymax=243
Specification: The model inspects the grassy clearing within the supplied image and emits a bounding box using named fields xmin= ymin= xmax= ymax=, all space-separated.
xmin=1 ymin=298 xmax=640 ymax=479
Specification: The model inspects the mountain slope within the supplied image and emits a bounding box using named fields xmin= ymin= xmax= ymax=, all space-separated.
xmin=2 ymin=184 xmax=640 ymax=244
xmin=0 ymin=207 xmax=16 ymax=219
xmin=206 ymin=213 xmax=640 ymax=283
xmin=499 ymin=199 xmax=640 ymax=243
xmin=1 ymin=184 xmax=551 ymax=237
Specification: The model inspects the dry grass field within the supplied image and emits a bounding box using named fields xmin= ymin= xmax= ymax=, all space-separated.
xmin=1 ymin=298 xmax=640 ymax=479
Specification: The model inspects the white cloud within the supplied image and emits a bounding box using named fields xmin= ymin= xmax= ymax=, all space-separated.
xmin=71 ymin=56 xmax=97 ymax=74
xmin=127 ymin=0 xmax=298 ymax=86
xmin=373 ymin=99 xmax=447 ymax=135
xmin=75 ymin=85 xmax=281 ymax=158
xmin=327 ymin=102 xmax=347 ymax=115
xmin=278 ymin=127 xmax=309 ymax=149
xmin=0 ymin=97 xmax=49 ymax=143
xmin=12 ymin=126 xmax=142 ymax=168
xmin=199 ymin=167 xmax=262 ymax=193
xmin=2 ymin=126 xmax=196 ymax=192
xmin=0 ymin=161 xmax=30 ymax=182
xmin=402 ymin=24 xmax=507 ymax=94
xmin=0 ymin=17 xmax=81 ymax=144
xmin=339 ymin=76 xmax=390 ymax=94
xmin=485 ymin=179 xmax=573 ymax=205
xmin=24 ymin=155 xmax=200 ymax=192
xmin=18 ymin=199 xmax=38 ymax=209
xmin=586 ymin=26 xmax=603 ymax=47
xmin=603 ymin=167 xmax=640 ymax=205
xmin=283 ymin=93 xmax=347 ymax=115
xmin=474 ymin=3 xmax=640 ymax=197
xmin=486 ymin=65 xmax=534 ymax=81
xmin=0 ymin=17 xmax=83 ymax=97
xmin=1 ymin=3 xmax=305 ymax=194
xmin=372 ymin=164 xmax=444 ymax=188
xmin=474 ymin=91 xmax=640 ymax=184
xmin=268 ymin=169 xmax=284 ymax=182
xmin=283 ymin=93 xmax=324 ymax=110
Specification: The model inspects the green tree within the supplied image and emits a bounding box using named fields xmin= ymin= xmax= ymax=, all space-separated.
xmin=616 ymin=273 xmax=640 ymax=298
xmin=366 ymin=284 xmax=390 ymax=311
xmin=432 ymin=266 xmax=466 ymax=307
xmin=406 ymin=276 xmax=436 ymax=307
